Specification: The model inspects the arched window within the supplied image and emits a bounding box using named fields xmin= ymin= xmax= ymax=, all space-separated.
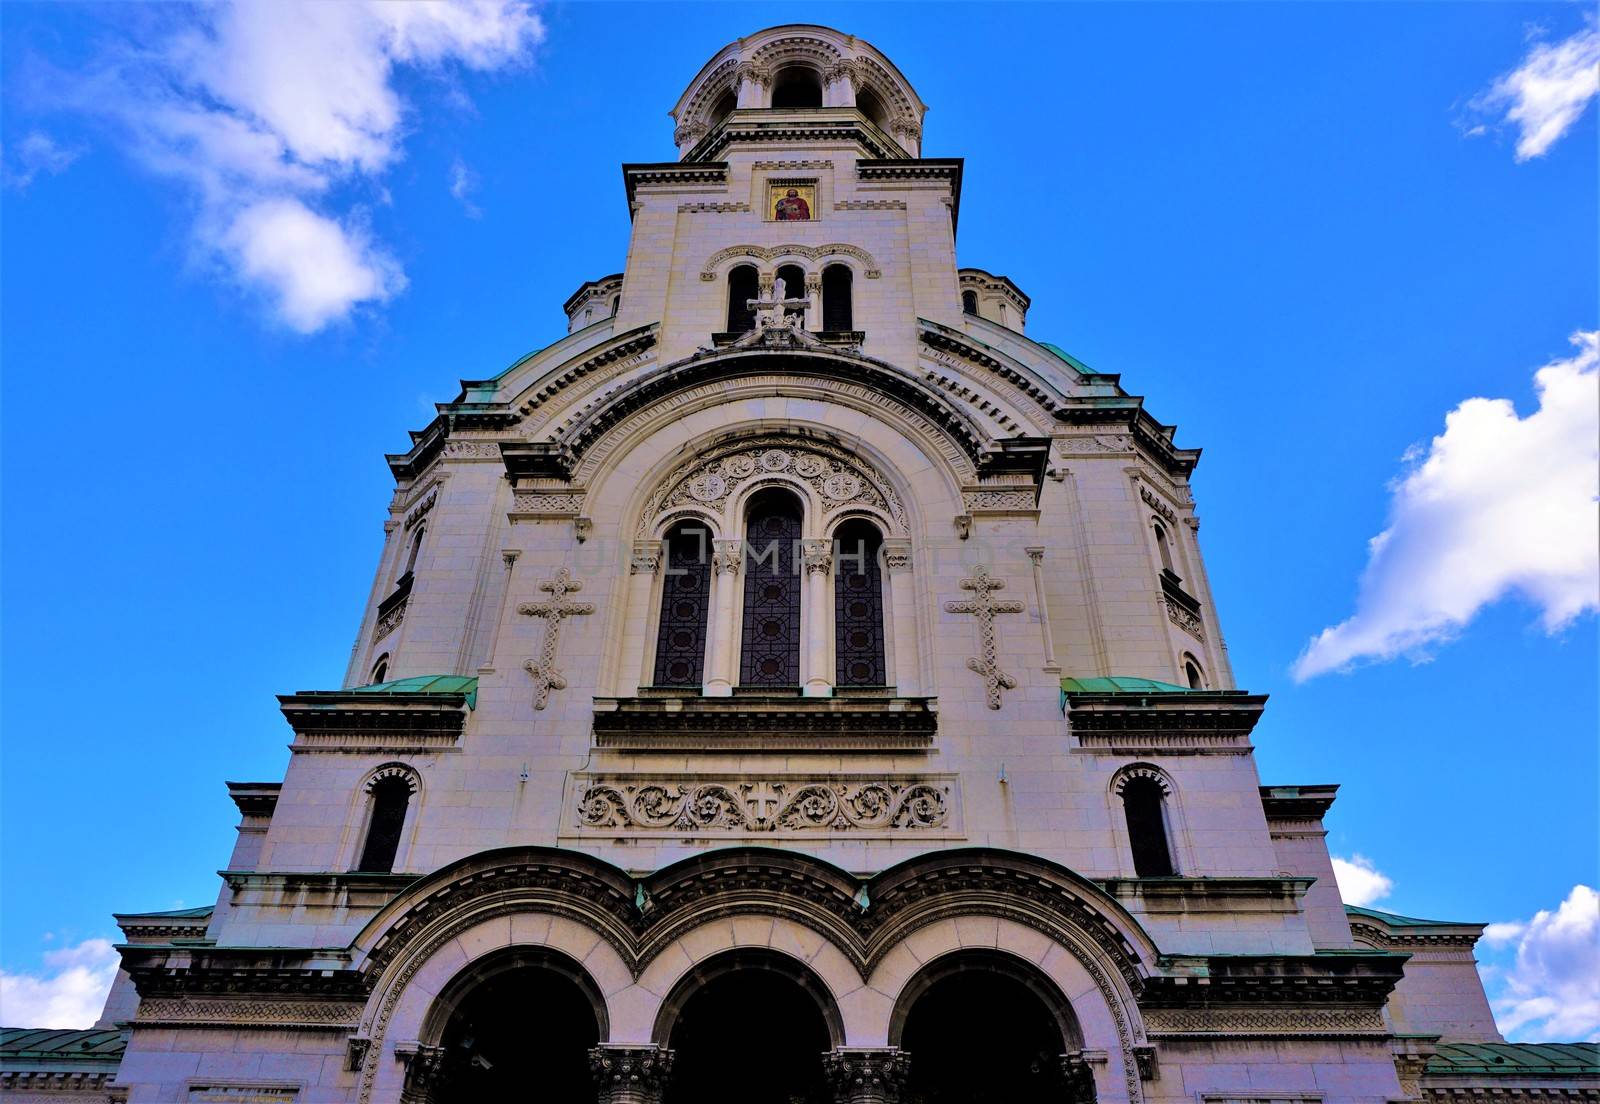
xmin=1183 ymin=654 xmax=1206 ymax=689
xmin=833 ymin=519 xmax=886 ymax=686
xmin=739 ymin=489 xmax=803 ymax=687
xmin=1121 ymin=774 xmax=1176 ymax=877
xmin=356 ymin=772 xmax=413 ymax=873
xmin=726 ymin=264 xmax=758 ymax=333
xmin=775 ymin=263 xmax=806 ymax=322
xmin=1153 ymin=521 xmax=1176 ymax=575
xmin=710 ymin=87 xmax=737 ymax=127
xmin=821 ymin=264 xmax=853 ymax=331
xmin=369 ymin=654 xmax=389 ymax=685
xmin=961 ymin=290 xmax=978 ymax=315
xmin=856 ymin=86 xmax=890 ymax=131
xmin=771 ymin=66 xmax=822 ymax=108
xmin=609 ymin=294 xmax=619 ymax=317
xmin=653 ymin=524 xmax=712 ymax=687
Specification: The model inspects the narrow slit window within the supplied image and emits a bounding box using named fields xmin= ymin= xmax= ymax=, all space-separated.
xmin=833 ymin=520 xmax=885 ymax=686
xmin=727 ymin=265 xmax=759 ymax=333
xmin=739 ymin=490 xmax=803 ymax=688
xmin=356 ymin=776 xmax=411 ymax=873
xmin=822 ymin=264 xmax=853 ymax=331
xmin=1122 ymin=776 xmax=1176 ymax=877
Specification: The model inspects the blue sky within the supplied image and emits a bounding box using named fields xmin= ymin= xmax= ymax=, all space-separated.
xmin=2 ymin=2 xmax=1595 ymax=1038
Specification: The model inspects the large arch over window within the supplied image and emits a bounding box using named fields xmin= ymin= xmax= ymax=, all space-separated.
xmin=832 ymin=518 xmax=885 ymax=687
xmin=739 ymin=488 xmax=803 ymax=688
xmin=653 ymin=522 xmax=712 ymax=687
xmin=821 ymin=263 xmax=852 ymax=331
xmin=726 ymin=264 xmax=758 ymax=333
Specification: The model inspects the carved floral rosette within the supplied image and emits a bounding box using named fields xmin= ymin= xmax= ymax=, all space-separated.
xmin=576 ymin=778 xmax=952 ymax=833
xmin=637 ymin=435 xmax=908 ymax=536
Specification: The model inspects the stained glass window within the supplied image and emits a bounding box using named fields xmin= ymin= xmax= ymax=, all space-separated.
xmin=739 ymin=491 xmax=802 ymax=688
xmin=653 ymin=525 xmax=712 ymax=686
xmin=833 ymin=520 xmax=886 ymax=687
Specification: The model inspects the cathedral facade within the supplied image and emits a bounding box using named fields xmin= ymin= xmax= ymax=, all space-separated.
xmin=7 ymin=23 xmax=1596 ymax=1104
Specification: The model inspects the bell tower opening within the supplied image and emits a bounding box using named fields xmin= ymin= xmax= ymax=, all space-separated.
xmin=771 ymin=65 xmax=823 ymax=108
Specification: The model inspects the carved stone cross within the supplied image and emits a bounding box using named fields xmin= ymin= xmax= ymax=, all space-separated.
xmin=731 ymin=273 xmax=822 ymax=349
xmin=945 ymin=565 xmax=1025 ymax=709
xmin=518 ymin=567 xmax=594 ymax=710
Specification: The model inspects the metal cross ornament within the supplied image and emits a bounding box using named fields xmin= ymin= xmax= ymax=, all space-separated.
xmin=945 ymin=565 xmax=1025 ymax=709
xmin=518 ymin=568 xmax=594 ymax=709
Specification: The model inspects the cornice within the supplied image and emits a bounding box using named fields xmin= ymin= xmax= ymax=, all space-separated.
xmin=622 ymin=161 xmax=730 ymax=209
xmin=277 ymin=690 xmax=471 ymax=745
xmin=1141 ymin=951 xmax=1408 ymax=1007
xmin=1259 ymin=784 xmax=1338 ymax=821
xmin=591 ymin=693 xmax=936 ymax=752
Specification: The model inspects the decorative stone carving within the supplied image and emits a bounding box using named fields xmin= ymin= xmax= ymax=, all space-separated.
xmin=1133 ymin=1045 xmax=1159 ymax=1081
xmin=518 ymin=568 xmax=595 ymax=709
xmin=575 ymin=778 xmax=953 ymax=833
xmin=440 ymin=440 xmax=502 ymax=459
xmin=1164 ymin=594 xmax=1206 ymax=642
xmin=678 ymin=201 xmax=752 ymax=213
xmin=699 ymin=243 xmax=883 ymax=280
xmin=403 ymin=486 xmax=437 ymax=531
xmin=1057 ymin=434 xmax=1134 ymax=455
xmin=712 ymin=541 xmax=743 ymax=575
xmin=590 ymin=1045 xmax=674 ymax=1104
xmin=1061 ymin=1050 xmax=1100 ymax=1104
xmin=836 ymin=199 xmax=907 ymax=211
xmin=823 ymin=1047 xmax=911 ymax=1103
xmin=803 ymin=539 xmax=834 ymax=576
xmin=346 ymin=1035 xmax=371 ymax=1072
xmin=1142 ymin=1007 xmax=1386 ymax=1036
xmin=638 ymin=434 xmax=908 ymax=536
xmin=945 ymin=566 xmax=1025 ymax=709
xmin=373 ymin=596 xmax=407 ymax=641
xmin=133 ymin=997 xmax=363 ymax=1028
xmin=753 ymin=160 xmax=835 ymax=171
xmin=883 ymin=542 xmax=912 ymax=571
xmin=1140 ymin=485 xmax=1177 ymax=524
xmin=512 ymin=490 xmax=585 ymax=516
xmin=630 ymin=541 xmax=663 ymax=575
xmin=962 ymin=488 xmax=1037 ymax=512
xmin=395 ymin=1042 xmax=448 ymax=1096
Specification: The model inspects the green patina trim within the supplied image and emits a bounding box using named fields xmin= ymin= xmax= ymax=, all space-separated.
xmin=114 ymin=905 xmax=213 ymax=920
xmin=1345 ymin=903 xmax=1473 ymax=929
xmin=348 ymin=674 xmax=479 ymax=710
xmin=1061 ymin=676 xmax=1201 ymax=695
xmin=1038 ymin=340 xmax=1101 ymax=376
xmin=1427 ymin=1042 xmax=1600 ymax=1076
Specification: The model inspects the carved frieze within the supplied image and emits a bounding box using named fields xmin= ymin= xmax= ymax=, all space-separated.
xmin=440 ymin=440 xmax=502 ymax=460
xmin=573 ymin=777 xmax=955 ymax=833
xmin=836 ymin=199 xmax=907 ymax=211
xmin=1145 ymin=1006 xmax=1386 ymax=1036
xmin=1164 ymin=594 xmax=1206 ymax=642
xmin=637 ymin=434 xmax=908 ymax=536
xmin=962 ymin=488 xmax=1038 ymax=513
xmin=1057 ymin=434 xmax=1134 ymax=456
xmin=678 ymin=201 xmax=752 ymax=213
xmin=135 ymin=997 xmax=363 ymax=1029
xmin=699 ymin=242 xmax=882 ymax=280
xmin=372 ymin=596 xmax=406 ymax=641
xmin=512 ymin=490 xmax=586 ymax=517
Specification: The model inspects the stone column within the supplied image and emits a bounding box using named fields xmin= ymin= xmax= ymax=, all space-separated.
xmin=823 ymin=1047 xmax=910 ymax=1104
xmin=823 ymin=60 xmax=858 ymax=108
xmin=883 ymin=540 xmax=917 ymax=694
xmin=1025 ymin=545 xmax=1060 ymax=672
xmin=591 ymin=1045 xmax=674 ymax=1104
xmin=629 ymin=540 xmax=662 ymax=685
xmin=395 ymin=1042 xmax=448 ymax=1104
xmin=735 ymin=62 xmax=769 ymax=108
xmin=704 ymin=539 xmax=741 ymax=696
xmin=802 ymin=539 xmax=834 ymax=697
xmin=805 ymin=274 xmax=823 ymax=331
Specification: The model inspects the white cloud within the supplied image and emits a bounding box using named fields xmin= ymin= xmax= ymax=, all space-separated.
xmin=0 ymin=938 xmax=119 ymax=1029
xmin=1331 ymin=854 xmax=1394 ymax=907
xmin=1293 ymin=332 xmax=1599 ymax=680
xmin=53 ymin=1 xmax=542 ymax=331
xmin=1467 ymin=18 xmax=1600 ymax=161
xmin=1479 ymin=885 xmax=1600 ymax=1041
xmin=4 ymin=131 xmax=83 ymax=189
xmin=449 ymin=156 xmax=482 ymax=218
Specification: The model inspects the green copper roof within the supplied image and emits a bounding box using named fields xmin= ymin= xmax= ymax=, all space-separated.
xmin=1039 ymin=341 xmax=1099 ymax=376
xmin=114 ymin=905 xmax=213 ymax=920
xmin=1427 ymin=1042 xmax=1600 ymax=1076
xmin=350 ymin=675 xmax=479 ymax=709
xmin=1345 ymin=904 xmax=1472 ymax=928
xmin=0 ymin=1028 xmax=127 ymax=1060
xmin=1061 ymin=676 xmax=1202 ymax=694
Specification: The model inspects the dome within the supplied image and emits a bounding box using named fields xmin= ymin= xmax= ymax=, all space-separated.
xmin=668 ymin=24 xmax=928 ymax=159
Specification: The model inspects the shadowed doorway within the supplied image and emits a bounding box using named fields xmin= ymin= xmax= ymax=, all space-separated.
xmin=663 ymin=954 xmax=835 ymax=1104
xmin=432 ymin=960 xmax=602 ymax=1102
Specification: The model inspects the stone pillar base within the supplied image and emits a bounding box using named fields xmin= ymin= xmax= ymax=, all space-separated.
xmin=590 ymin=1044 xmax=674 ymax=1104
xmin=823 ymin=1047 xmax=911 ymax=1103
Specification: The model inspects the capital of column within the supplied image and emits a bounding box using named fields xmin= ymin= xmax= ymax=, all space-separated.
xmin=590 ymin=1044 xmax=675 ymax=1104
xmin=712 ymin=539 xmax=743 ymax=575
xmin=883 ymin=538 xmax=913 ymax=572
xmin=802 ymin=538 xmax=833 ymax=576
xmin=630 ymin=540 xmax=663 ymax=575
xmin=1025 ymin=545 xmax=1046 ymax=565
xmin=395 ymin=1042 xmax=449 ymax=1099
xmin=823 ymin=1047 xmax=911 ymax=1104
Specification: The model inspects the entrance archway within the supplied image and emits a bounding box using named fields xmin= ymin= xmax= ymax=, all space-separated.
xmin=893 ymin=950 xmax=1085 ymax=1103
xmin=426 ymin=950 xmax=605 ymax=1102
xmin=658 ymin=949 xmax=839 ymax=1104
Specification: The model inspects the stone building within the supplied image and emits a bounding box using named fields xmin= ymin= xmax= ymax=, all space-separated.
xmin=5 ymin=22 xmax=1595 ymax=1104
